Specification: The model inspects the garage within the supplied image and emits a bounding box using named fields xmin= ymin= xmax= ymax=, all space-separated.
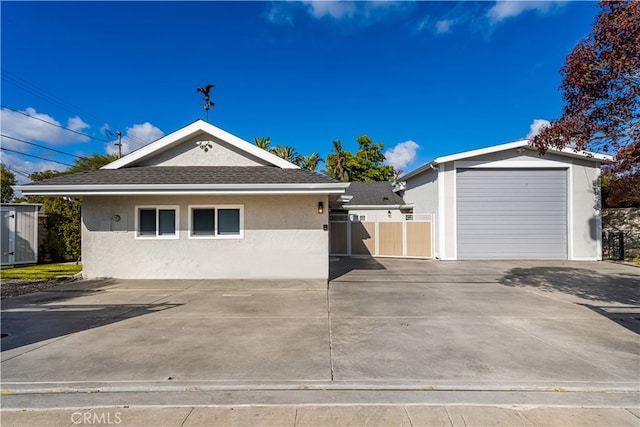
xmin=456 ymin=168 xmax=568 ymax=259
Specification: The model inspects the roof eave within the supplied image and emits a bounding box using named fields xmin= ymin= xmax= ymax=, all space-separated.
xmin=400 ymin=140 xmax=613 ymax=180
xmin=16 ymin=183 xmax=348 ymax=196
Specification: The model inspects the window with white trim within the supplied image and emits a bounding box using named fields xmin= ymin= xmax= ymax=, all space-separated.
xmin=189 ymin=205 xmax=243 ymax=239
xmin=136 ymin=206 xmax=179 ymax=239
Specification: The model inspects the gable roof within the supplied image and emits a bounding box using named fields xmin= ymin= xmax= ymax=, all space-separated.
xmin=401 ymin=140 xmax=613 ymax=181
xmin=18 ymin=166 xmax=347 ymax=196
xmin=103 ymin=119 xmax=298 ymax=170
xmin=340 ymin=181 xmax=408 ymax=208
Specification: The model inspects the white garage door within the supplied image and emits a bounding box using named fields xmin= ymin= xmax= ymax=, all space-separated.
xmin=456 ymin=168 xmax=567 ymax=259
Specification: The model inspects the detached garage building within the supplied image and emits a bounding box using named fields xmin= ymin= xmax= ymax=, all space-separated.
xmin=400 ymin=140 xmax=611 ymax=260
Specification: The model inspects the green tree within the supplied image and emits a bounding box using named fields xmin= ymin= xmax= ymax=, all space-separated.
xmin=531 ymin=0 xmax=639 ymax=207
xmin=254 ymin=136 xmax=271 ymax=151
xmin=350 ymin=135 xmax=394 ymax=182
xmin=324 ymin=139 xmax=352 ymax=182
xmin=271 ymin=145 xmax=300 ymax=165
xmin=1 ymin=164 xmax=16 ymax=203
xmin=24 ymin=153 xmax=118 ymax=262
xmin=324 ymin=136 xmax=394 ymax=182
xmin=298 ymin=152 xmax=323 ymax=172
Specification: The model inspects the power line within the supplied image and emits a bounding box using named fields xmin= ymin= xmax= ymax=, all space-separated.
xmin=1 ymin=104 xmax=110 ymax=142
xmin=0 ymin=147 xmax=74 ymax=167
xmin=1 ymin=69 xmax=105 ymax=125
xmin=0 ymin=134 xmax=82 ymax=158
xmin=1 ymin=161 xmax=31 ymax=179
xmin=1 ymin=70 xmax=148 ymax=146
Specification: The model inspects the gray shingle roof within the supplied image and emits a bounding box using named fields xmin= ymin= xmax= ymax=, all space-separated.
xmin=343 ymin=181 xmax=406 ymax=206
xmin=22 ymin=166 xmax=340 ymax=186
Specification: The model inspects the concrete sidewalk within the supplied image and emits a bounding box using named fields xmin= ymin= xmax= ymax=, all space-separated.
xmin=2 ymin=404 xmax=639 ymax=426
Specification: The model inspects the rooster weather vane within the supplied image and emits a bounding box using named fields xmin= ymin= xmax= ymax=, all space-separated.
xmin=197 ymin=84 xmax=215 ymax=121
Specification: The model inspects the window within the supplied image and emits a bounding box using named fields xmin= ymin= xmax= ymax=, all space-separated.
xmin=136 ymin=206 xmax=179 ymax=239
xmin=189 ymin=205 xmax=243 ymax=239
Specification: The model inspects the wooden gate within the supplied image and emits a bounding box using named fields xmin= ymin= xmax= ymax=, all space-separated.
xmin=330 ymin=214 xmax=433 ymax=258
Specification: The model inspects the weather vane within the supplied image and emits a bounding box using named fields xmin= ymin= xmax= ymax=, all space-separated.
xmin=196 ymin=84 xmax=215 ymax=122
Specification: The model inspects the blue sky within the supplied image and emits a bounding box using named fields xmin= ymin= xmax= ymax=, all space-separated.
xmin=1 ymin=1 xmax=600 ymax=182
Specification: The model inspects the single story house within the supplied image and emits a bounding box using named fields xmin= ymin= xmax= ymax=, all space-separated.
xmin=1 ymin=203 xmax=42 ymax=267
xmin=399 ymin=140 xmax=612 ymax=260
xmin=330 ymin=181 xmax=412 ymax=222
xmin=17 ymin=120 xmax=348 ymax=280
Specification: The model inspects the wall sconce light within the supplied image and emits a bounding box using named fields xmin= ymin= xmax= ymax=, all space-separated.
xmin=387 ymin=210 xmax=392 ymax=218
xmin=111 ymin=214 xmax=121 ymax=222
xmin=318 ymin=202 xmax=324 ymax=214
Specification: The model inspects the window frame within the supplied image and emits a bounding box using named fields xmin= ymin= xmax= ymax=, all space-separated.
xmin=135 ymin=205 xmax=180 ymax=239
xmin=188 ymin=205 xmax=244 ymax=239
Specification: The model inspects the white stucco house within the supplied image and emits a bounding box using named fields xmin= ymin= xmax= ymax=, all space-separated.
xmin=18 ymin=120 xmax=348 ymax=280
xmin=399 ymin=140 xmax=612 ymax=260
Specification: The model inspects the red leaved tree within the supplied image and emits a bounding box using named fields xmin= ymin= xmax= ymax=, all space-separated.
xmin=531 ymin=0 xmax=640 ymax=207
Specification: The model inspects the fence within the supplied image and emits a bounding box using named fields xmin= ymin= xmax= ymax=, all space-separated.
xmin=329 ymin=213 xmax=434 ymax=259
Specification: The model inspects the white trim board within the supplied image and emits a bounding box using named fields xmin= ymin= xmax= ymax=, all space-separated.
xmin=103 ymin=120 xmax=298 ymax=170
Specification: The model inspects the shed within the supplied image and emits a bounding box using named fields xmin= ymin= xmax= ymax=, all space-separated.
xmin=400 ymin=140 xmax=611 ymax=260
xmin=1 ymin=203 xmax=41 ymax=267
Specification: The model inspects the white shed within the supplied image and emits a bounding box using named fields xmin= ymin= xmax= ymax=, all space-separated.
xmin=400 ymin=141 xmax=611 ymax=260
xmin=1 ymin=203 xmax=41 ymax=267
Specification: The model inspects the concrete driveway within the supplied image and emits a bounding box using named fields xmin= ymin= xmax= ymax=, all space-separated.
xmin=1 ymin=259 xmax=639 ymax=406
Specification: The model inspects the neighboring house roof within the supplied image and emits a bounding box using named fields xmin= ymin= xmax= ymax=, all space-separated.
xmin=103 ymin=119 xmax=297 ymax=170
xmin=400 ymin=140 xmax=613 ymax=181
xmin=340 ymin=181 xmax=409 ymax=209
xmin=17 ymin=166 xmax=346 ymax=196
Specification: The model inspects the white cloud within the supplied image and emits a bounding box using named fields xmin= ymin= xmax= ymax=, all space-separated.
xmin=263 ymin=2 xmax=294 ymax=25
xmin=385 ymin=140 xmax=420 ymax=171
xmin=526 ymin=118 xmax=551 ymax=139
xmin=0 ymin=107 xmax=90 ymax=145
xmin=487 ymin=1 xmax=563 ymax=24
xmin=1 ymin=152 xmax=66 ymax=185
xmin=266 ymin=1 xmax=410 ymax=25
xmin=435 ymin=19 xmax=455 ymax=34
xmin=302 ymin=1 xmax=356 ymax=19
xmin=106 ymin=122 xmax=164 ymax=156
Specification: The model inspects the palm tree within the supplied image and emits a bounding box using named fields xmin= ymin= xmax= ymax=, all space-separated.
xmin=254 ymin=136 xmax=271 ymax=151
xmin=325 ymin=139 xmax=349 ymax=181
xmin=271 ymin=145 xmax=300 ymax=165
xmin=298 ymin=153 xmax=324 ymax=172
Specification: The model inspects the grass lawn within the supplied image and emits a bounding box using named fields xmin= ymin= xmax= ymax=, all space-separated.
xmin=0 ymin=263 xmax=82 ymax=280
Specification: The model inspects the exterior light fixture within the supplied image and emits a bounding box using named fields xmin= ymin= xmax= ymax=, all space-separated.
xmin=318 ymin=202 xmax=324 ymax=214
xmin=111 ymin=214 xmax=121 ymax=222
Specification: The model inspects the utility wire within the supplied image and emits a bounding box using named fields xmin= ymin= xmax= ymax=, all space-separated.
xmin=1 ymin=104 xmax=110 ymax=142
xmin=1 ymin=70 xmax=147 ymax=146
xmin=1 ymin=69 xmax=104 ymax=125
xmin=1 ymin=161 xmax=31 ymax=179
xmin=0 ymin=147 xmax=74 ymax=167
xmin=0 ymin=134 xmax=82 ymax=158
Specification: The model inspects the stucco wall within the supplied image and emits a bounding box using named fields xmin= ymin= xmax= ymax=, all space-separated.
xmin=137 ymin=134 xmax=270 ymax=167
xmin=403 ymin=148 xmax=604 ymax=260
xmin=81 ymin=194 xmax=330 ymax=279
